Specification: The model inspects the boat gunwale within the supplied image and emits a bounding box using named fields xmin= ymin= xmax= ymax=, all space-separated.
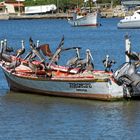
xmin=3 ymin=66 xmax=112 ymax=82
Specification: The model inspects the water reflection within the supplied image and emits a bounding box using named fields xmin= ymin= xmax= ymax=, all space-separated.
xmin=0 ymin=91 xmax=139 ymax=139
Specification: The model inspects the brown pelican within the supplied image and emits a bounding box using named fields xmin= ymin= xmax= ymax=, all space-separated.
xmin=2 ymin=59 xmax=21 ymax=69
xmin=29 ymin=37 xmax=45 ymax=63
xmin=3 ymin=39 xmax=14 ymax=54
xmin=48 ymin=35 xmax=64 ymax=68
xmin=125 ymin=51 xmax=140 ymax=61
xmin=38 ymin=44 xmax=53 ymax=58
xmin=0 ymin=40 xmax=12 ymax=62
xmin=76 ymin=49 xmax=94 ymax=71
xmin=0 ymin=40 xmax=4 ymax=60
xmin=65 ymin=47 xmax=81 ymax=67
xmin=102 ymin=55 xmax=116 ymax=72
xmin=29 ymin=38 xmax=47 ymax=70
xmin=16 ymin=40 xmax=25 ymax=58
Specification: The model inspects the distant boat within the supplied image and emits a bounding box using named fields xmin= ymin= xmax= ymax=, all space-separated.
xmin=67 ymin=0 xmax=99 ymax=27
xmin=117 ymin=10 xmax=140 ymax=29
xmin=0 ymin=13 xmax=9 ymax=20
xmin=68 ymin=11 xmax=99 ymax=27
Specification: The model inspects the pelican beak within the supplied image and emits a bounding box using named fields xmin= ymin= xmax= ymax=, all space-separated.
xmin=89 ymin=51 xmax=93 ymax=60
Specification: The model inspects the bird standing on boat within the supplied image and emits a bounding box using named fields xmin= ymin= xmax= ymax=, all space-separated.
xmin=85 ymin=49 xmax=94 ymax=71
xmin=3 ymin=39 xmax=14 ymax=54
xmin=66 ymin=47 xmax=81 ymax=67
xmin=48 ymin=35 xmax=64 ymax=68
xmin=76 ymin=49 xmax=94 ymax=71
xmin=29 ymin=37 xmax=45 ymax=63
xmin=125 ymin=50 xmax=140 ymax=61
xmin=16 ymin=40 xmax=25 ymax=58
xmin=0 ymin=40 xmax=4 ymax=61
xmin=102 ymin=55 xmax=115 ymax=72
xmin=0 ymin=40 xmax=12 ymax=62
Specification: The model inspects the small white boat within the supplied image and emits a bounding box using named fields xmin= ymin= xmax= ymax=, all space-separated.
xmin=117 ymin=10 xmax=140 ymax=29
xmin=68 ymin=12 xmax=98 ymax=27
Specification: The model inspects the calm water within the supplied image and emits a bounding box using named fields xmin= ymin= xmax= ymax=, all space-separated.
xmin=0 ymin=18 xmax=140 ymax=140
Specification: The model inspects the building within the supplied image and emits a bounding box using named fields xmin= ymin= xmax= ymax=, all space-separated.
xmin=0 ymin=0 xmax=24 ymax=14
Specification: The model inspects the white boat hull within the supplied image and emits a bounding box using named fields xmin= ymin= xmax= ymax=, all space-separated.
xmin=0 ymin=14 xmax=9 ymax=20
xmin=2 ymin=67 xmax=124 ymax=101
xmin=118 ymin=20 xmax=140 ymax=29
xmin=68 ymin=13 xmax=98 ymax=27
xmin=117 ymin=10 xmax=140 ymax=29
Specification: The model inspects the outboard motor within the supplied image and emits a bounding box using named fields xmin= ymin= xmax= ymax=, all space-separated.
xmin=113 ymin=35 xmax=140 ymax=98
xmin=113 ymin=62 xmax=140 ymax=97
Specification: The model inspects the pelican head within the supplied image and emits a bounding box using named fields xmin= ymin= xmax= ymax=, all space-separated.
xmin=86 ymin=49 xmax=93 ymax=60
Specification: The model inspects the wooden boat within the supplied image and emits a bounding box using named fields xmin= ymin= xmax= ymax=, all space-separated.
xmin=0 ymin=37 xmax=124 ymax=101
xmin=67 ymin=0 xmax=99 ymax=27
xmin=68 ymin=12 xmax=98 ymax=27
xmin=1 ymin=63 xmax=124 ymax=101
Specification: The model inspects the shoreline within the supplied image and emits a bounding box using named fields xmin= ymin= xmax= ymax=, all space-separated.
xmin=9 ymin=13 xmax=72 ymax=20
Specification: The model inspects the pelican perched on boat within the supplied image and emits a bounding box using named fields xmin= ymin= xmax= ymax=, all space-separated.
xmin=3 ymin=59 xmax=21 ymax=70
xmin=125 ymin=51 xmax=140 ymax=61
xmin=102 ymin=55 xmax=116 ymax=72
xmin=48 ymin=35 xmax=64 ymax=67
xmin=65 ymin=47 xmax=81 ymax=67
xmin=0 ymin=40 xmax=12 ymax=62
xmin=29 ymin=37 xmax=45 ymax=63
xmin=3 ymin=39 xmax=14 ymax=54
xmin=16 ymin=40 xmax=25 ymax=58
xmin=76 ymin=49 xmax=94 ymax=71
xmin=0 ymin=40 xmax=4 ymax=61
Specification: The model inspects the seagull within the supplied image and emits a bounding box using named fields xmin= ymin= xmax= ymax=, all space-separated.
xmin=102 ymin=55 xmax=116 ymax=72
xmin=16 ymin=40 xmax=25 ymax=58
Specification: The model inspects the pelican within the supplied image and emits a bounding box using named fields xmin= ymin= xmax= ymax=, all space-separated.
xmin=29 ymin=38 xmax=47 ymax=70
xmin=76 ymin=49 xmax=94 ymax=71
xmin=16 ymin=40 xmax=25 ymax=58
xmin=0 ymin=40 xmax=12 ymax=62
xmin=29 ymin=37 xmax=45 ymax=63
xmin=0 ymin=40 xmax=4 ymax=60
xmin=66 ymin=47 xmax=81 ymax=67
xmin=102 ymin=55 xmax=116 ymax=72
xmin=48 ymin=35 xmax=64 ymax=67
xmin=3 ymin=39 xmax=14 ymax=54
xmin=3 ymin=59 xmax=21 ymax=69
xmin=125 ymin=51 xmax=140 ymax=61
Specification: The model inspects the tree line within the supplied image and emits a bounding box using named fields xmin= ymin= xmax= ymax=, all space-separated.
xmin=24 ymin=0 xmax=121 ymax=7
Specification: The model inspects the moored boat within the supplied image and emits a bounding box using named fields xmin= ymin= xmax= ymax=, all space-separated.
xmin=0 ymin=13 xmax=9 ymax=20
xmin=117 ymin=10 xmax=140 ymax=29
xmin=68 ymin=12 xmax=98 ymax=27
xmin=0 ymin=37 xmax=124 ymax=101
xmin=1 ymin=64 xmax=124 ymax=101
xmin=67 ymin=0 xmax=99 ymax=27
